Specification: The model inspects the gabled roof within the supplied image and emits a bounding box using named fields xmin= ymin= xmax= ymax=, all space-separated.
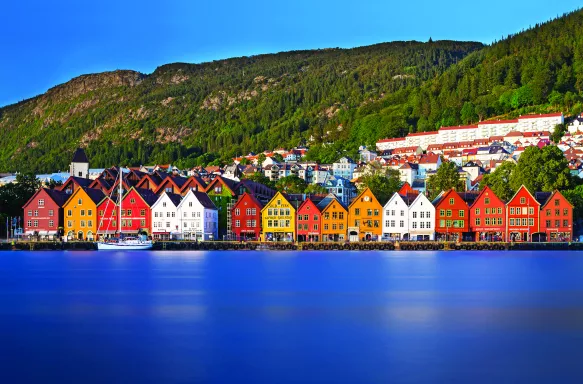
xmin=205 ymin=175 xmax=237 ymax=196
xmin=507 ymin=185 xmax=540 ymax=206
xmin=193 ymin=191 xmax=217 ymax=209
xmin=66 ymin=187 xmax=105 ymax=206
xmin=153 ymin=176 xmax=189 ymax=194
xmin=71 ymin=148 xmax=89 ymax=163
xmin=537 ymin=190 xmax=573 ymax=208
xmin=316 ymin=193 xmax=346 ymax=211
xmin=297 ymin=197 xmax=324 ymax=213
xmin=233 ymin=192 xmax=264 ymax=210
xmin=125 ymin=187 xmax=159 ymax=207
xmin=58 ymin=176 xmax=92 ymax=191
xmin=22 ymin=187 xmax=70 ymax=209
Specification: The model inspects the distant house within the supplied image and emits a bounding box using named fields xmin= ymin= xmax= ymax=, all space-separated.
xmin=332 ymin=157 xmax=357 ymax=180
xmin=22 ymin=188 xmax=70 ymax=240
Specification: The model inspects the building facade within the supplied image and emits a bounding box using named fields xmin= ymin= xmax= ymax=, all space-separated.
xmin=150 ymin=192 xmax=182 ymax=240
xmin=296 ymin=198 xmax=322 ymax=242
xmin=382 ymin=193 xmax=410 ymax=240
xmin=231 ymin=193 xmax=263 ymax=241
xmin=433 ymin=189 xmax=469 ymax=241
xmin=177 ymin=190 xmax=218 ymax=241
xmin=261 ymin=192 xmax=296 ymax=242
xmin=469 ymin=186 xmax=506 ymax=241
xmin=63 ymin=187 xmax=104 ymax=241
xmin=506 ymin=186 xmax=540 ymax=242
xmin=538 ymin=190 xmax=573 ymax=242
xmin=23 ymin=188 xmax=69 ymax=240
xmin=348 ymin=187 xmax=383 ymax=241
xmin=319 ymin=195 xmax=348 ymax=242
xmin=408 ymin=193 xmax=435 ymax=241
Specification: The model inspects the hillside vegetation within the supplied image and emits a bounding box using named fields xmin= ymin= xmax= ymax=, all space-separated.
xmin=1 ymin=8 xmax=583 ymax=172
xmin=0 ymin=41 xmax=482 ymax=172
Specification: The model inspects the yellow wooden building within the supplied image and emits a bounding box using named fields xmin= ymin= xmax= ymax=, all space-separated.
xmin=261 ymin=191 xmax=296 ymax=242
xmin=347 ymin=187 xmax=383 ymax=241
xmin=320 ymin=195 xmax=348 ymax=242
xmin=63 ymin=187 xmax=105 ymax=241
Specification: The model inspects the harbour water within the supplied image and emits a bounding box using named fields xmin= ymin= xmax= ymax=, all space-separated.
xmin=1 ymin=250 xmax=583 ymax=383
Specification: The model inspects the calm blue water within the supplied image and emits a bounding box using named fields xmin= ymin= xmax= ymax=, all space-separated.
xmin=1 ymin=250 xmax=583 ymax=383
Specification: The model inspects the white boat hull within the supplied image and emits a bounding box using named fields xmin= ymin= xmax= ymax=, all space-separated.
xmin=97 ymin=241 xmax=153 ymax=250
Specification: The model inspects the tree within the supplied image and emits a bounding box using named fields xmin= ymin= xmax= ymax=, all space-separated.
xmin=243 ymin=172 xmax=275 ymax=189
xmin=239 ymin=158 xmax=250 ymax=165
xmin=550 ymin=123 xmax=567 ymax=144
xmin=0 ymin=173 xmax=42 ymax=218
xmin=460 ymin=102 xmax=477 ymax=124
xmin=271 ymin=153 xmax=284 ymax=163
xmin=257 ymin=153 xmax=267 ymax=166
xmin=480 ymin=161 xmax=517 ymax=201
xmin=358 ymin=168 xmax=401 ymax=205
xmin=511 ymin=145 xmax=573 ymax=193
xmin=304 ymin=183 xmax=327 ymax=195
xmin=275 ymin=175 xmax=306 ymax=194
xmin=426 ymin=160 xmax=465 ymax=200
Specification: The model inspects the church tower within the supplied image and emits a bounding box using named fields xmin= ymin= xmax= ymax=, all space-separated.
xmin=70 ymin=148 xmax=89 ymax=178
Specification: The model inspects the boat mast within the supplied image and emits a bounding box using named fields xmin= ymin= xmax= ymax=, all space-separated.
xmin=119 ymin=166 xmax=122 ymax=235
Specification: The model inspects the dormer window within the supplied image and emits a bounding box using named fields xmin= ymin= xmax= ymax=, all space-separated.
xmin=38 ymin=199 xmax=44 ymax=207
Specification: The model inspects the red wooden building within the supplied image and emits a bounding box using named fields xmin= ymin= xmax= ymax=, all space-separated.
xmin=96 ymin=196 xmax=118 ymax=238
xmin=469 ymin=186 xmax=506 ymax=241
xmin=120 ymin=187 xmax=158 ymax=235
xmin=231 ymin=192 xmax=263 ymax=241
xmin=537 ymin=190 xmax=573 ymax=242
xmin=22 ymin=188 xmax=70 ymax=240
xmin=506 ymin=186 xmax=540 ymax=242
xmin=433 ymin=189 xmax=470 ymax=241
xmin=296 ymin=197 xmax=322 ymax=242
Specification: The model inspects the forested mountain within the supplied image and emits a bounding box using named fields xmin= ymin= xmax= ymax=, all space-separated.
xmin=1 ymin=8 xmax=582 ymax=172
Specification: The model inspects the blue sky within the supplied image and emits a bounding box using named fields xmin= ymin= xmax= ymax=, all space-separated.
xmin=1 ymin=0 xmax=581 ymax=107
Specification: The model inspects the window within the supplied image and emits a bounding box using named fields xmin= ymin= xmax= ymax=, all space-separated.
xmin=355 ymin=208 xmax=360 ymax=216
xmin=555 ymin=209 xmax=560 ymax=216
xmin=268 ymin=208 xmax=273 ymax=216
xmin=267 ymin=220 xmax=273 ymax=228
xmin=314 ymin=215 xmax=318 ymax=221
xmin=80 ymin=220 xmax=85 ymax=228
xmin=498 ymin=207 xmax=502 ymax=214
xmin=439 ymin=220 xmax=445 ymax=228
xmin=251 ymin=208 xmax=257 ymax=215
xmin=446 ymin=210 xmax=452 ymax=217
xmin=412 ymin=222 xmax=417 ymax=229
xmin=33 ymin=220 xmax=38 ymax=227
xmin=522 ymin=218 xmax=527 ymax=226
xmin=128 ymin=209 xmax=133 ymax=216
xmin=127 ymin=220 xmax=133 ymax=227
xmin=112 ymin=220 xmax=117 ymax=227
xmin=510 ymin=218 xmax=515 ymax=226
xmin=28 ymin=210 xmax=32 ymax=216
xmin=412 ymin=212 xmax=417 ymax=219
xmin=88 ymin=220 xmax=93 ymax=227
xmin=554 ymin=199 xmax=560 ymax=206
xmin=88 ymin=209 xmax=92 ymax=216
xmin=390 ymin=220 xmax=395 ymax=228
xmin=457 ymin=220 xmax=464 ymax=228
xmin=449 ymin=198 xmax=454 ymax=205
xmin=324 ymin=224 xmax=329 ymax=230
xmin=235 ymin=220 xmax=240 ymax=228
xmin=510 ymin=207 xmax=515 ymax=215
xmin=37 ymin=199 xmax=45 ymax=207
xmin=528 ymin=218 xmax=534 ymax=226
xmin=446 ymin=220 xmax=452 ymax=228
xmin=235 ymin=208 xmax=240 ymax=216
xmin=427 ymin=222 xmax=431 ymax=228
xmin=420 ymin=212 xmax=425 ymax=219
xmin=475 ymin=208 xmax=480 ymax=215
xmin=26 ymin=220 xmax=32 ymax=227
xmin=400 ymin=220 xmax=404 ymax=228
xmin=49 ymin=220 xmax=54 ymax=227
xmin=374 ymin=209 xmax=379 ymax=216
xmin=555 ymin=220 xmax=560 ymax=227
xmin=66 ymin=220 xmax=71 ymax=227
xmin=400 ymin=210 xmax=404 ymax=217
xmin=563 ymin=220 xmax=569 ymax=227
xmin=475 ymin=218 xmax=481 ymax=226
xmin=188 ymin=202 xmax=193 ymax=207
xmin=563 ymin=209 xmax=568 ymax=216
xmin=439 ymin=209 xmax=445 ymax=217
xmin=485 ymin=208 xmax=490 ymax=215
xmin=78 ymin=198 xmax=82 ymax=205
xmin=297 ymin=215 xmax=302 ymax=221
xmin=426 ymin=211 xmax=431 ymax=218
xmin=80 ymin=210 xmax=85 ymax=216
xmin=420 ymin=222 xmax=425 ymax=229
xmin=332 ymin=224 xmax=337 ymax=230
xmin=140 ymin=209 xmax=146 ymax=216
xmin=485 ymin=217 xmax=490 ymax=225
xmin=484 ymin=198 xmax=490 ymax=205
xmin=251 ymin=220 xmax=257 ymax=228
xmin=339 ymin=212 xmax=344 ymax=220
xmin=367 ymin=209 xmax=373 ymax=216
xmin=33 ymin=210 xmax=38 ymax=217
xmin=459 ymin=210 xmax=465 ymax=217
xmin=304 ymin=215 xmax=309 ymax=221
xmin=520 ymin=197 xmax=526 ymax=204
xmin=528 ymin=207 xmax=534 ymax=215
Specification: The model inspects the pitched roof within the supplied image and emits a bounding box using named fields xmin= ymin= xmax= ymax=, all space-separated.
xmin=72 ymin=148 xmax=89 ymax=163
xmin=44 ymin=188 xmax=71 ymax=207
xmin=193 ymin=191 xmax=217 ymax=209
xmin=83 ymin=187 xmax=106 ymax=205
xmin=133 ymin=188 xmax=160 ymax=207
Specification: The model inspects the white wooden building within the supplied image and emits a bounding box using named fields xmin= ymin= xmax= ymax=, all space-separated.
xmin=382 ymin=193 xmax=410 ymax=240
xmin=151 ymin=192 xmax=182 ymax=240
xmin=408 ymin=193 xmax=435 ymax=240
xmin=177 ymin=190 xmax=218 ymax=241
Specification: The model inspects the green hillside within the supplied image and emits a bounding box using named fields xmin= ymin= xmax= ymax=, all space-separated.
xmin=0 ymin=41 xmax=482 ymax=172
xmin=1 ymin=8 xmax=582 ymax=172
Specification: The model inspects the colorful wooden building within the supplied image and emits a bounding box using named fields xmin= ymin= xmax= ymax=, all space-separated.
xmin=231 ymin=192 xmax=263 ymax=241
xmin=120 ymin=187 xmax=158 ymax=236
xmin=205 ymin=176 xmax=238 ymax=239
xmin=296 ymin=197 xmax=322 ymax=242
xmin=22 ymin=188 xmax=70 ymax=240
xmin=261 ymin=192 xmax=296 ymax=242
xmin=506 ymin=186 xmax=540 ymax=242
xmin=537 ymin=190 xmax=573 ymax=242
xmin=319 ymin=194 xmax=348 ymax=242
xmin=433 ymin=189 xmax=469 ymax=241
xmin=96 ymin=196 xmax=118 ymax=238
xmin=63 ymin=187 xmax=105 ymax=240
xmin=470 ymin=186 xmax=506 ymax=241
xmin=347 ymin=187 xmax=383 ymax=241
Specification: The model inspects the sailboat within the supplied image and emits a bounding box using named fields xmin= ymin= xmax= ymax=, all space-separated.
xmin=97 ymin=167 xmax=153 ymax=250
